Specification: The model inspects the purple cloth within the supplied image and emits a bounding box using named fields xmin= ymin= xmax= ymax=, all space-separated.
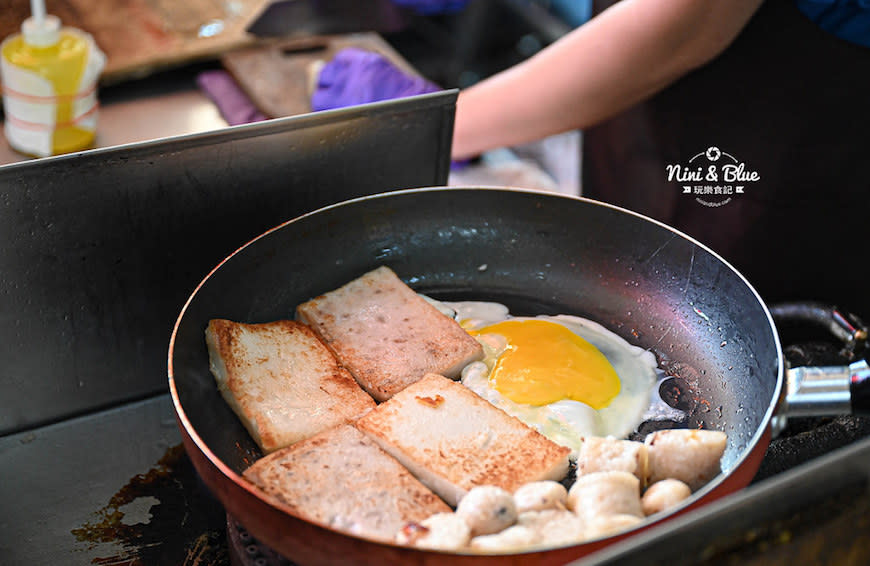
xmin=197 ymin=52 xmax=471 ymax=168
xmin=312 ymin=48 xmax=471 ymax=170
xmin=310 ymin=48 xmax=440 ymax=111
xmin=196 ymin=70 xmax=268 ymax=126
xmin=392 ymin=0 xmax=468 ymax=14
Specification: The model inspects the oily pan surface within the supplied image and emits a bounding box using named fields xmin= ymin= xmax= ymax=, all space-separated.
xmin=170 ymin=187 xmax=781 ymax=499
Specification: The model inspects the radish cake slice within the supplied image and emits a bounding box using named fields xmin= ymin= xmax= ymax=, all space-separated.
xmin=355 ymin=373 xmax=572 ymax=507
xmin=297 ymin=266 xmax=484 ymax=401
xmin=206 ymin=319 xmax=375 ymax=453
xmin=243 ymin=424 xmax=451 ymax=542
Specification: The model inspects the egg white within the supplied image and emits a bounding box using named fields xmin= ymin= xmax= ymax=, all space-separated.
xmin=443 ymin=300 xmax=658 ymax=457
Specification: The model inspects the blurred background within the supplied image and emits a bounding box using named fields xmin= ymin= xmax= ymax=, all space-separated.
xmin=0 ymin=0 xmax=590 ymax=191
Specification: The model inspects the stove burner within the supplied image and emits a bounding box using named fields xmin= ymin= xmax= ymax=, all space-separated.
xmin=227 ymin=515 xmax=297 ymax=566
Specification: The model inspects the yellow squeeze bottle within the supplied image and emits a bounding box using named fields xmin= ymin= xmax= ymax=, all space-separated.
xmin=0 ymin=0 xmax=105 ymax=157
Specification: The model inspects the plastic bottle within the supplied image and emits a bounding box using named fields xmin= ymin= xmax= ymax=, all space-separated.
xmin=0 ymin=1 xmax=106 ymax=157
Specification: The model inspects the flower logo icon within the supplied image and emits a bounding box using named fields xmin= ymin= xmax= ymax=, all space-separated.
xmin=705 ymin=146 xmax=721 ymax=161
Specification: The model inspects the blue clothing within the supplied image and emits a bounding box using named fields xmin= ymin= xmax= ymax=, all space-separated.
xmin=550 ymin=0 xmax=593 ymax=26
xmin=391 ymin=0 xmax=468 ymax=15
xmin=795 ymin=0 xmax=870 ymax=46
xmin=551 ymin=0 xmax=868 ymax=47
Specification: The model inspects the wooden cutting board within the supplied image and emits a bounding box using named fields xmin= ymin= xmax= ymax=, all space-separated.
xmin=220 ymin=32 xmax=417 ymax=119
xmin=0 ymin=0 xmax=267 ymax=83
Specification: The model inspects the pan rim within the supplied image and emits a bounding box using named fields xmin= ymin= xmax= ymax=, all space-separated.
xmin=167 ymin=185 xmax=785 ymax=554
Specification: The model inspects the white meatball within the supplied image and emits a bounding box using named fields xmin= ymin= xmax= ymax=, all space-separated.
xmin=456 ymin=486 xmax=518 ymax=536
xmin=470 ymin=525 xmax=539 ymax=552
xmin=567 ymin=471 xmax=643 ymax=521
xmin=517 ymin=509 xmax=586 ymax=547
xmin=395 ymin=512 xmax=471 ymax=551
xmin=645 ymin=429 xmax=727 ymax=491
xmin=584 ymin=513 xmax=644 ymax=540
xmin=575 ymin=436 xmax=649 ymax=486
xmin=513 ymin=481 xmax=568 ymax=513
xmin=641 ymin=479 xmax=692 ymax=516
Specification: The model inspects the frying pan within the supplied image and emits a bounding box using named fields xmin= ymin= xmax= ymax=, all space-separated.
xmin=168 ymin=187 xmax=869 ymax=565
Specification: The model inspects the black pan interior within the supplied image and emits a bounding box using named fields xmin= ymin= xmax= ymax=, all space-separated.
xmin=170 ymin=187 xmax=782 ymax=491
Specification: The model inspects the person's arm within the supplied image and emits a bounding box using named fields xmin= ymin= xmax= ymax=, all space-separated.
xmin=451 ymin=0 xmax=764 ymax=159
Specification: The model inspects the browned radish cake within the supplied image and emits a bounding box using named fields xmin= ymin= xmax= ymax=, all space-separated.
xmin=243 ymin=424 xmax=452 ymax=542
xmin=206 ymin=319 xmax=376 ymax=453
xmin=355 ymin=373 xmax=571 ymax=506
xmin=297 ymin=266 xmax=484 ymax=401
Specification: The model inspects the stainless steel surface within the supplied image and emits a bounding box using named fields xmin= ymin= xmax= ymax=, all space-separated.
xmin=785 ymin=364 xmax=855 ymax=418
xmin=0 ymin=89 xmax=457 ymax=435
xmin=0 ymin=394 xmax=181 ymax=566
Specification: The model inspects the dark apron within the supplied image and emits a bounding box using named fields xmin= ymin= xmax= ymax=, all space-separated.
xmin=583 ymin=0 xmax=870 ymax=319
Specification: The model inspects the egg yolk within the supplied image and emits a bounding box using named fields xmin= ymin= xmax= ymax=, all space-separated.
xmin=470 ymin=319 xmax=621 ymax=409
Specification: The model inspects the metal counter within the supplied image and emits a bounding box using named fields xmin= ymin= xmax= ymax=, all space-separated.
xmin=0 ymin=89 xmax=457 ymax=435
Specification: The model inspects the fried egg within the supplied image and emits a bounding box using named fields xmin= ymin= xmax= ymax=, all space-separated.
xmin=444 ymin=301 xmax=658 ymax=456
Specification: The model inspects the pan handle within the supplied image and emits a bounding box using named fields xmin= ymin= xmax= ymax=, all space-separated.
xmin=770 ymin=302 xmax=870 ymax=432
xmin=784 ymin=359 xmax=870 ymax=417
xmin=850 ymin=361 xmax=870 ymax=414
